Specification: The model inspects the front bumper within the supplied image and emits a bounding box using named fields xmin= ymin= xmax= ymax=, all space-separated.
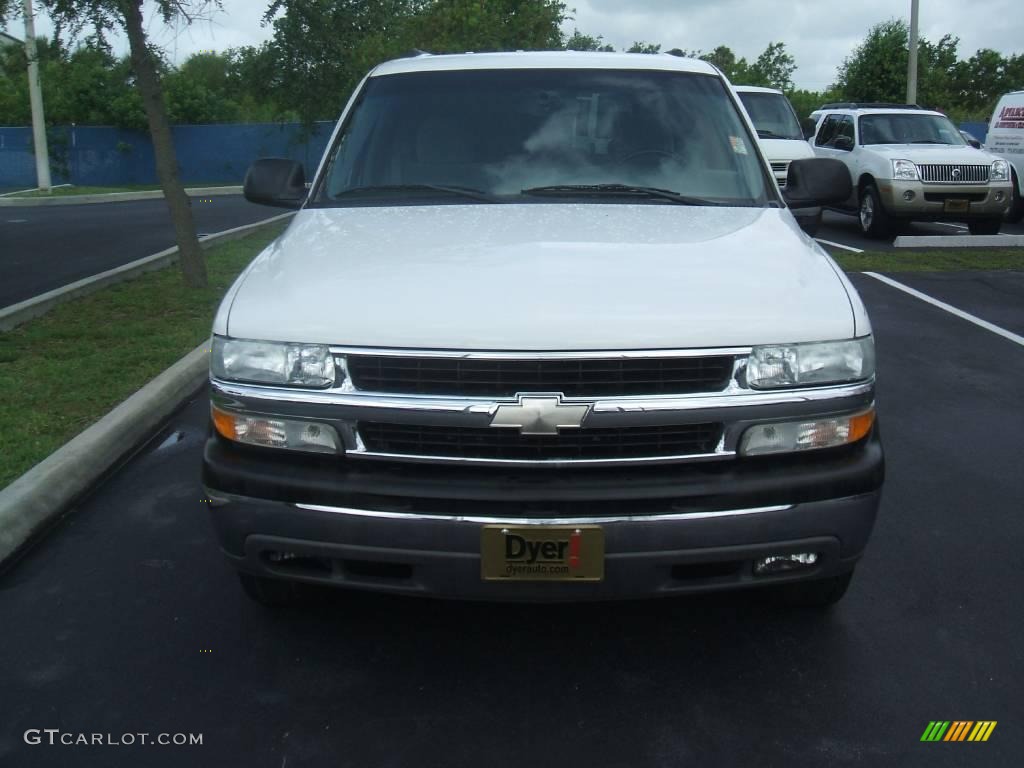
xmin=203 ymin=429 xmax=884 ymax=601
xmin=877 ymin=179 xmax=1012 ymax=218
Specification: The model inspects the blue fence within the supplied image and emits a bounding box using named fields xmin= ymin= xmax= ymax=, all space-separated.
xmin=0 ymin=118 xmax=995 ymax=190
xmin=0 ymin=121 xmax=334 ymax=189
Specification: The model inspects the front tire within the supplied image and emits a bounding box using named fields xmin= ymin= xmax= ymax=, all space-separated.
xmin=771 ymin=571 xmax=854 ymax=610
xmin=859 ymin=183 xmax=893 ymax=238
xmin=1005 ymin=170 xmax=1024 ymax=223
xmin=968 ymin=218 xmax=1002 ymax=236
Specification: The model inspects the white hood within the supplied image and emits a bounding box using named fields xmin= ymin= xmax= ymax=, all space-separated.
xmin=219 ymin=204 xmax=858 ymax=350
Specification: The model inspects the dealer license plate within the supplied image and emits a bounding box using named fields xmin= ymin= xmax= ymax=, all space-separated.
xmin=944 ymin=199 xmax=970 ymax=213
xmin=480 ymin=525 xmax=604 ymax=581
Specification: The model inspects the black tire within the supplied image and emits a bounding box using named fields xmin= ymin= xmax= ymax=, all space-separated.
xmin=1006 ymin=171 xmax=1024 ymax=224
xmin=858 ymin=182 xmax=893 ymax=238
xmin=968 ymin=218 xmax=1002 ymax=236
xmin=771 ymin=570 xmax=854 ymax=610
xmin=238 ymin=572 xmax=304 ymax=606
xmin=796 ymin=208 xmax=822 ymax=237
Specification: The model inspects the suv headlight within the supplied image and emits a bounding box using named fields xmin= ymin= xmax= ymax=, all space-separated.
xmin=891 ymin=159 xmax=919 ymax=181
xmin=990 ymin=159 xmax=1010 ymax=182
xmin=211 ymin=336 xmax=337 ymax=388
xmin=746 ymin=337 xmax=875 ymax=389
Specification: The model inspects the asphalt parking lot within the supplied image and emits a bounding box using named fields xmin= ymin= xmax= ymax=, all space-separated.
xmin=0 ymin=196 xmax=274 ymax=309
xmin=814 ymin=209 xmax=1024 ymax=253
xmin=0 ymin=271 xmax=1022 ymax=767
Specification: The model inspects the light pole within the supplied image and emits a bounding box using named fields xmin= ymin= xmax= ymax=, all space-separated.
xmin=22 ymin=0 xmax=52 ymax=192
xmin=907 ymin=0 xmax=920 ymax=105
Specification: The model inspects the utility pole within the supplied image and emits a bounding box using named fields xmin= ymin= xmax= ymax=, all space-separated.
xmin=907 ymin=0 xmax=920 ymax=105
xmin=22 ymin=0 xmax=52 ymax=192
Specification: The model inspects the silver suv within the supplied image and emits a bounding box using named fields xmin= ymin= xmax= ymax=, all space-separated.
xmin=203 ymin=52 xmax=883 ymax=609
xmin=810 ymin=103 xmax=1012 ymax=237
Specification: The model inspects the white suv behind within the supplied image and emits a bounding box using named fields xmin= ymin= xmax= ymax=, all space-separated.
xmin=810 ymin=103 xmax=1012 ymax=237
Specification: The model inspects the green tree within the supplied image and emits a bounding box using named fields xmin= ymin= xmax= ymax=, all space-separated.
xmin=563 ymin=28 xmax=613 ymax=52
xmin=699 ymin=45 xmax=750 ymax=83
xmin=627 ymin=41 xmax=660 ymax=54
xmin=746 ymin=41 xmax=795 ymax=91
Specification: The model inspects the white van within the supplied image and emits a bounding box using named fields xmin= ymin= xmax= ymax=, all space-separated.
xmin=985 ymin=90 xmax=1024 ymax=222
xmin=734 ymin=85 xmax=820 ymax=234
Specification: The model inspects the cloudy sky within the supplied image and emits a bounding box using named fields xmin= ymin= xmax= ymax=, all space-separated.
xmin=5 ymin=0 xmax=1023 ymax=91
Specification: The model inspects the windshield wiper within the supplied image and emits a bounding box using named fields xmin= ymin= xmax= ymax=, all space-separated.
xmin=332 ymin=184 xmax=499 ymax=203
xmin=520 ymin=184 xmax=725 ymax=206
xmin=909 ymin=139 xmax=947 ymax=144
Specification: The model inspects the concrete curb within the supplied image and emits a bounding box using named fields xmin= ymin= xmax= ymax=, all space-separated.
xmin=0 ymin=342 xmax=210 ymax=569
xmin=0 ymin=185 xmax=242 ymax=207
xmin=894 ymin=234 xmax=1024 ymax=248
xmin=0 ymin=211 xmax=294 ymax=331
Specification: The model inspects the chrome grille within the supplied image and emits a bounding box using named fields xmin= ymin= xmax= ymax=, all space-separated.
xmin=357 ymin=422 xmax=724 ymax=462
xmin=918 ymin=164 xmax=990 ymax=184
xmin=346 ymin=355 xmax=735 ymax=397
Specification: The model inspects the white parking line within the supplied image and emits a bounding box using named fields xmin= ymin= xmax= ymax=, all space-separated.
xmin=935 ymin=222 xmax=969 ymax=230
xmin=815 ymin=238 xmax=864 ymax=253
xmin=863 ymin=272 xmax=1024 ymax=348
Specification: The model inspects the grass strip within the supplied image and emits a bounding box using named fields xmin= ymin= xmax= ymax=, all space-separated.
xmin=833 ymin=248 xmax=1024 ymax=272
xmin=0 ymin=221 xmax=286 ymax=489
xmin=7 ymin=184 xmax=166 ymax=198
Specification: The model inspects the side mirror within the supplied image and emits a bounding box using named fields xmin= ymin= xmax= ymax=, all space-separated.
xmin=801 ymin=118 xmax=817 ymax=141
xmin=832 ymin=135 xmax=854 ymax=152
xmin=784 ymin=158 xmax=852 ymax=209
xmin=243 ymin=158 xmax=307 ymax=208
xmin=967 ymin=138 xmax=982 ymax=149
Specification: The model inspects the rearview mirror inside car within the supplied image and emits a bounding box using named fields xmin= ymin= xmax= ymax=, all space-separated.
xmin=784 ymin=158 xmax=852 ymax=209
xmin=243 ymin=158 xmax=307 ymax=208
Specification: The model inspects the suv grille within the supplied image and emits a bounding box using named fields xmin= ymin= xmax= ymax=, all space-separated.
xmin=346 ymin=355 xmax=735 ymax=397
xmin=918 ymin=164 xmax=990 ymax=184
xmin=770 ymin=161 xmax=790 ymax=187
xmin=357 ymin=422 xmax=724 ymax=462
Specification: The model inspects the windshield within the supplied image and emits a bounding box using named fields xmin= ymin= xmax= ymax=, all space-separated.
xmin=859 ymin=113 xmax=966 ymax=145
xmin=736 ymin=91 xmax=803 ymax=141
xmin=315 ymin=68 xmax=772 ymax=207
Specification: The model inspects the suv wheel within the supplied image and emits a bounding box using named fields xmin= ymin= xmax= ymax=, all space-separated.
xmin=238 ymin=573 xmax=305 ymax=606
xmin=968 ymin=218 xmax=1002 ymax=236
xmin=771 ymin=570 xmax=854 ymax=609
xmin=1006 ymin=171 xmax=1024 ymax=224
xmin=858 ymin=183 xmax=892 ymax=238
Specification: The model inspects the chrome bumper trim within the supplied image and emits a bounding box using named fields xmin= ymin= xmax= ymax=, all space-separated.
xmin=292 ymin=502 xmax=793 ymax=525
xmin=211 ymin=379 xmax=875 ymax=415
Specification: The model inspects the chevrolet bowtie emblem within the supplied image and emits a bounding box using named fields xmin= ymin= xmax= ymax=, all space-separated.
xmin=489 ymin=395 xmax=590 ymax=436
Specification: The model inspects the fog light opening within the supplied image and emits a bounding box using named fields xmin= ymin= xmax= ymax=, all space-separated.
xmin=902 ymin=190 xmax=916 ymax=202
xmin=753 ymin=552 xmax=819 ymax=576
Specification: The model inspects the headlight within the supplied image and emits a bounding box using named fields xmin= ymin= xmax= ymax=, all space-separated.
xmin=746 ymin=337 xmax=875 ymax=389
xmin=212 ymin=405 xmax=340 ymax=453
xmin=740 ymin=408 xmax=875 ymax=456
xmin=891 ymin=159 xmax=919 ymax=181
xmin=990 ymin=159 xmax=1010 ymax=182
xmin=211 ymin=336 xmax=337 ymax=388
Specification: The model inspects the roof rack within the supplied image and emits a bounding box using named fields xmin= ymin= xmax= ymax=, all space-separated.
xmin=819 ymin=102 xmax=925 ymax=111
xmin=395 ymin=48 xmax=432 ymax=59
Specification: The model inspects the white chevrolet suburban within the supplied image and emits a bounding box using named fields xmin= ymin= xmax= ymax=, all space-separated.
xmin=203 ymin=52 xmax=884 ymax=609
xmin=810 ymin=103 xmax=1012 ymax=237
